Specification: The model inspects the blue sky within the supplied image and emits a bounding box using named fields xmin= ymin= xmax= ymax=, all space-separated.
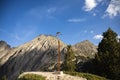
xmin=0 ymin=0 xmax=120 ymax=47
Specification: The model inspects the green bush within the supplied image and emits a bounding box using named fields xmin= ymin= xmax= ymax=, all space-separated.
xmin=62 ymin=45 xmax=76 ymax=71
xmin=1 ymin=75 xmax=7 ymax=80
xmin=64 ymin=71 xmax=108 ymax=80
xmin=17 ymin=74 xmax=46 ymax=80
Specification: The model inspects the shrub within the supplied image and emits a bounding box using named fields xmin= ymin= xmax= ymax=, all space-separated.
xmin=64 ymin=71 xmax=108 ymax=80
xmin=62 ymin=45 xmax=76 ymax=71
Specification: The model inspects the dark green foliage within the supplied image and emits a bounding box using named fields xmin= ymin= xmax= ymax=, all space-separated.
xmin=95 ymin=28 xmax=120 ymax=80
xmin=62 ymin=45 xmax=76 ymax=71
xmin=64 ymin=71 xmax=108 ymax=80
xmin=1 ymin=75 xmax=7 ymax=80
xmin=17 ymin=74 xmax=46 ymax=80
xmin=81 ymin=59 xmax=96 ymax=73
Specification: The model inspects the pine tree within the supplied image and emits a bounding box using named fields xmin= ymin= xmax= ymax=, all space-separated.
xmin=95 ymin=28 xmax=120 ymax=80
xmin=62 ymin=45 xmax=76 ymax=72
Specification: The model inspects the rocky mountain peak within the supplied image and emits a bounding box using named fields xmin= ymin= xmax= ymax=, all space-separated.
xmin=0 ymin=40 xmax=10 ymax=48
xmin=0 ymin=34 xmax=67 ymax=80
xmin=75 ymin=40 xmax=95 ymax=47
xmin=0 ymin=40 xmax=11 ymax=59
xmin=74 ymin=40 xmax=97 ymax=58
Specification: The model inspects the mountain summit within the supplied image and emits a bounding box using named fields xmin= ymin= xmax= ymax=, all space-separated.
xmin=0 ymin=40 xmax=11 ymax=59
xmin=74 ymin=40 xmax=97 ymax=58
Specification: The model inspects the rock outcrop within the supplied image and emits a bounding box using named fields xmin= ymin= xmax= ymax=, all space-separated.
xmin=0 ymin=40 xmax=11 ymax=59
xmin=74 ymin=40 xmax=97 ymax=58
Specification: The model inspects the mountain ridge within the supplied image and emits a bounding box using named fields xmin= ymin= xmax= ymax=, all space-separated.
xmin=74 ymin=40 xmax=97 ymax=58
xmin=0 ymin=34 xmax=97 ymax=80
xmin=0 ymin=40 xmax=11 ymax=59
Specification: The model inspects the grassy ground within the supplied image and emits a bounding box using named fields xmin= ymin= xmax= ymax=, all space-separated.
xmin=17 ymin=74 xmax=46 ymax=80
xmin=17 ymin=71 xmax=108 ymax=80
xmin=64 ymin=71 xmax=109 ymax=80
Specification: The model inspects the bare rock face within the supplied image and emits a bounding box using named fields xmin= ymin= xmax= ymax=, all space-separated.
xmin=74 ymin=40 xmax=97 ymax=58
xmin=0 ymin=35 xmax=67 ymax=80
xmin=0 ymin=41 xmax=11 ymax=59
xmin=73 ymin=40 xmax=97 ymax=71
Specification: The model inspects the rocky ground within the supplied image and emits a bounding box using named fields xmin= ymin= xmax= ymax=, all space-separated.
xmin=19 ymin=71 xmax=87 ymax=80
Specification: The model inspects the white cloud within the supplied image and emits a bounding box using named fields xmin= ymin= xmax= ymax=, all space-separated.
xmin=47 ymin=7 xmax=56 ymax=13
xmin=28 ymin=7 xmax=43 ymax=18
xmin=14 ymin=30 xmax=35 ymax=41
xmin=83 ymin=30 xmax=94 ymax=34
xmin=84 ymin=30 xmax=87 ymax=33
xmin=90 ymin=30 xmax=94 ymax=33
xmin=83 ymin=0 xmax=103 ymax=11
xmin=68 ymin=18 xmax=85 ymax=23
xmin=15 ymin=34 xmax=23 ymax=41
xmin=103 ymin=0 xmax=120 ymax=18
xmin=93 ymin=34 xmax=103 ymax=39
xmin=118 ymin=35 xmax=120 ymax=39
xmin=83 ymin=0 xmax=99 ymax=11
xmin=93 ymin=35 xmax=120 ymax=40
xmin=93 ymin=13 xmax=96 ymax=16
xmin=84 ymin=0 xmax=97 ymax=11
xmin=27 ymin=7 xmax=57 ymax=19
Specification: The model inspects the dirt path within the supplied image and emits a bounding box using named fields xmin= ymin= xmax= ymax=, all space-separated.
xmin=19 ymin=71 xmax=87 ymax=80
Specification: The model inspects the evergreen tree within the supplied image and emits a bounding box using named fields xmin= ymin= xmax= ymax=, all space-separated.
xmin=62 ymin=45 xmax=76 ymax=71
xmin=95 ymin=28 xmax=120 ymax=80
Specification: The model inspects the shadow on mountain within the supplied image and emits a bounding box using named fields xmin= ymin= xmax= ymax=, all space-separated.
xmin=0 ymin=46 xmax=65 ymax=80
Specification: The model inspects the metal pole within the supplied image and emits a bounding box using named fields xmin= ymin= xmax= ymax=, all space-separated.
xmin=58 ymin=40 xmax=60 ymax=74
xmin=56 ymin=32 xmax=61 ymax=74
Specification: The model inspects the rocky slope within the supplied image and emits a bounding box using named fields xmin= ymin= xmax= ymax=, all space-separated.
xmin=0 ymin=41 xmax=11 ymax=59
xmin=0 ymin=35 xmax=67 ymax=80
xmin=73 ymin=40 xmax=97 ymax=71
xmin=74 ymin=40 xmax=97 ymax=58
xmin=0 ymin=35 xmax=97 ymax=80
